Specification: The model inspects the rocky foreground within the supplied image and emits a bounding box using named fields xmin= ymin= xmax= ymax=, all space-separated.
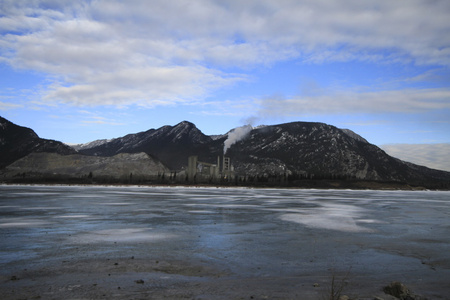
xmin=2 ymin=265 xmax=433 ymax=300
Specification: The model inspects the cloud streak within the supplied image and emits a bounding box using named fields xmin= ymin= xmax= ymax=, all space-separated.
xmin=1 ymin=0 xmax=450 ymax=108
xmin=256 ymin=88 xmax=450 ymax=117
xmin=381 ymin=143 xmax=450 ymax=172
xmin=0 ymin=101 xmax=22 ymax=110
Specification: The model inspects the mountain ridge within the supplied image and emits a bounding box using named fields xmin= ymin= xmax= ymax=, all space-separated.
xmin=75 ymin=120 xmax=449 ymax=185
xmin=0 ymin=116 xmax=76 ymax=169
xmin=1 ymin=116 xmax=449 ymax=188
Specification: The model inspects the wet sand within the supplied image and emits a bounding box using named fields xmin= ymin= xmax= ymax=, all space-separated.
xmin=1 ymin=185 xmax=449 ymax=299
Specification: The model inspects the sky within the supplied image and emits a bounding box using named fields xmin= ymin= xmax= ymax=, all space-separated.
xmin=1 ymin=0 xmax=449 ymax=170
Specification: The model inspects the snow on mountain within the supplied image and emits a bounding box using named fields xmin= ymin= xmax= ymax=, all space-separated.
xmin=70 ymin=139 xmax=112 ymax=151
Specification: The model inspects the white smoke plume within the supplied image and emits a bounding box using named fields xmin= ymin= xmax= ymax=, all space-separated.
xmin=223 ymin=124 xmax=253 ymax=154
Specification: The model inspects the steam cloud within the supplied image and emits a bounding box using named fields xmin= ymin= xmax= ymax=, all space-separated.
xmin=223 ymin=125 xmax=253 ymax=154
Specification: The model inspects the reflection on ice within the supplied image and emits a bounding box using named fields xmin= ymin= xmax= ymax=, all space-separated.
xmin=358 ymin=219 xmax=386 ymax=224
xmin=0 ymin=218 xmax=50 ymax=227
xmin=56 ymin=214 xmax=91 ymax=218
xmin=280 ymin=213 xmax=373 ymax=232
xmin=21 ymin=207 xmax=62 ymax=210
xmin=279 ymin=203 xmax=374 ymax=233
xmin=188 ymin=210 xmax=216 ymax=214
xmin=98 ymin=202 xmax=135 ymax=206
xmin=72 ymin=228 xmax=177 ymax=243
xmin=12 ymin=192 xmax=58 ymax=196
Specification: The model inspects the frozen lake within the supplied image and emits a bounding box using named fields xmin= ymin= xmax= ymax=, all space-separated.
xmin=1 ymin=185 xmax=449 ymax=299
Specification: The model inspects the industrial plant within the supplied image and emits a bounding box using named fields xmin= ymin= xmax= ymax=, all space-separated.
xmin=187 ymin=155 xmax=235 ymax=182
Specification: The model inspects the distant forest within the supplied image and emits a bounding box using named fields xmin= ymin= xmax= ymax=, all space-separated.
xmin=3 ymin=171 xmax=449 ymax=190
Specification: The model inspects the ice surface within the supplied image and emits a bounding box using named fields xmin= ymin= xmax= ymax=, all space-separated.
xmin=21 ymin=206 xmax=62 ymax=210
xmin=1 ymin=185 xmax=449 ymax=299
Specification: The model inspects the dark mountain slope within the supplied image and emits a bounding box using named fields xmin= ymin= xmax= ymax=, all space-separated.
xmin=79 ymin=121 xmax=219 ymax=170
xmin=0 ymin=116 xmax=76 ymax=169
xmin=227 ymin=122 xmax=449 ymax=183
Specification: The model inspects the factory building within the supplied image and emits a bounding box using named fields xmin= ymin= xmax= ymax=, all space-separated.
xmin=187 ymin=155 xmax=234 ymax=182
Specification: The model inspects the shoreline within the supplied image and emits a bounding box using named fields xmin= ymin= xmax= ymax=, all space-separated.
xmin=1 ymin=179 xmax=447 ymax=191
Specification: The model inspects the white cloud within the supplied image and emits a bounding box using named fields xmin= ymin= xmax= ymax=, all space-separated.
xmin=0 ymin=101 xmax=23 ymax=110
xmin=256 ymin=88 xmax=450 ymax=117
xmin=81 ymin=117 xmax=124 ymax=126
xmin=381 ymin=143 xmax=450 ymax=172
xmin=70 ymin=110 xmax=126 ymax=126
xmin=44 ymin=66 xmax=242 ymax=107
xmin=1 ymin=0 xmax=450 ymax=107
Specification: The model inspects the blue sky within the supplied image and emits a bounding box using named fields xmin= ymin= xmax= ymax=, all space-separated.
xmin=1 ymin=0 xmax=449 ymax=170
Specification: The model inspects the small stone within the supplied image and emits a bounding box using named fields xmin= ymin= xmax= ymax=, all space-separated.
xmin=10 ymin=275 xmax=18 ymax=281
xmin=313 ymin=283 xmax=320 ymax=287
xmin=383 ymin=281 xmax=411 ymax=298
xmin=135 ymin=279 xmax=144 ymax=284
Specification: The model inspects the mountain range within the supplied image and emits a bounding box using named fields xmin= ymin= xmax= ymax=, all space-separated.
xmin=1 ymin=116 xmax=449 ymax=188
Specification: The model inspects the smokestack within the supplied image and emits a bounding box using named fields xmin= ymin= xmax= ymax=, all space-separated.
xmin=223 ymin=124 xmax=252 ymax=154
